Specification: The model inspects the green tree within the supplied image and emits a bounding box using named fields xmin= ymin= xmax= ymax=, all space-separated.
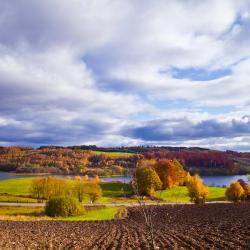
xmin=135 ymin=167 xmax=162 ymax=196
xmin=187 ymin=174 xmax=209 ymax=204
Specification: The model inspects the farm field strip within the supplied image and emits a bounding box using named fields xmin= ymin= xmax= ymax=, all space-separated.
xmin=0 ymin=203 xmax=248 ymax=249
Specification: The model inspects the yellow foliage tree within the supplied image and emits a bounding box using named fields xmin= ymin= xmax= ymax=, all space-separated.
xmin=135 ymin=167 xmax=162 ymax=196
xmin=187 ymin=174 xmax=209 ymax=204
xmin=82 ymin=175 xmax=89 ymax=183
xmin=225 ymin=181 xmax=245 ymax=202
xmin=74 ymin=175 xmax=81 ymax=181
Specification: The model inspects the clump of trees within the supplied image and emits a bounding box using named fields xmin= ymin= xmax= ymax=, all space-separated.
xmin=45 ymin=196 xmax=84 ymax=217
xmin=31 ymin=176 xmax=103 ymax=217
xmin=31 ymin=176 xmax=103 ymax=204
xmin=186 ymin=174 xmax=209 ymax=204
xmin=134 ymin=159 xmax=187 ymax=196
xmin=225 ymin=180 xmax=250 ymax=202
xmin=155 ymin=159 xmax=186 ymax=189
xmin=30 ymin=176 xmax=71 ymax=202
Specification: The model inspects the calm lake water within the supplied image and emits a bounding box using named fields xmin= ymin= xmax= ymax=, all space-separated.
xmin=0 ymin=172 xmax=249 ymax=187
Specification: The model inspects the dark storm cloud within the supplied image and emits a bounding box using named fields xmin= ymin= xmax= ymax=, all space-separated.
xmin=123 ymin=117 xmax=250 ymax=141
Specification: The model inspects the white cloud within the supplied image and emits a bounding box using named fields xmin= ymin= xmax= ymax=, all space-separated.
xmin=0 ymin=0 xmax=250 ymax=149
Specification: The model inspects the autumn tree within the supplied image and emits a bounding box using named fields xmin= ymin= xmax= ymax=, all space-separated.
xmin=237 ymin=179 xmax=250 ymax=201
xmin=93 ymin=175 xmax=100 ymax=184
xmin=74 ymin=178 xmax=86 ymax=202
xmin=30 ymin=177 xmax=71 ymax=201
xmin=83 ymin=183 xmax=103 ymax=203
xmin=154 ymin=160 xmax=178 ymax=189
xmin=225 ymin=181 xmax=245 ymax=202
xmin=135 ymin=167 xmax=162 ymax=196
xmin=82 ymin=175 xmax=89 ymax=182
xmin=187 ymin=174 xmax=209 ymax=204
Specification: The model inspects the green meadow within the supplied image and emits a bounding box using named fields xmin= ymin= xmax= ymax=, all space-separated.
xmin=0 ymin=177 xmax=226 ymax=204
xmin=155 ymin=186 xmax=226 ymax=203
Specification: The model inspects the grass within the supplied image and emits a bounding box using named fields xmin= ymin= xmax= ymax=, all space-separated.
xmin=63 ymin=207 xmax=120 ymax=221
xmin=0 ymin=206 xmax=121 ymax=221
xmin=100 ymin=182 xmax=133 ymax=197
xmin=156 ymin=186 xmax=226 ymax=203
xmin=0 ymin=194 xmax=37 ymax=203
xmin=0 ymin=178 xmax=34 ymax=196
xmin=206 ymin=187 xmax=226 ymax=201
xmin=91 ymin=151 xmax=134 ymax=157
xmin=0 ymin=177 xmax=227 ymax=204
xmin=0 ymin=177 xmax=133 ymax=203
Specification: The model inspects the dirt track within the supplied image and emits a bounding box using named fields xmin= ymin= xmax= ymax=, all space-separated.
xmin=0 ymin=203 xmax=249 ymax=250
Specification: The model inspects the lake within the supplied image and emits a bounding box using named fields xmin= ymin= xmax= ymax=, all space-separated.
xmin=0 ymin=172 xmax=249 ymax=187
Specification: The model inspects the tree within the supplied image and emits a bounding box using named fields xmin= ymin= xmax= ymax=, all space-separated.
xmin=237 ymin=179 xmax=250 ymax=201
xmin=225 ymin=181 xmax=245 ymax=202
xmin=187 ymin=174 xmax=209 ymax=204
xmin=83 ymin=183 xmax=102 ymax=203
xmin=82 ymin=175 xmax=89 ymax=183
xmin=30 ymin=178 xmax=47 ymax=202
xmin=74 ymin=175 xmax=81 ymax=181
xmin=74 ymin=179 xmax=86 ymax=202
xmin=93 ymin=175 xmax=100 ymax=183
xmin=154 ymin=160 xmax=178 ymax=189
xmin=135 ymin=167 xmax=162 ymax=196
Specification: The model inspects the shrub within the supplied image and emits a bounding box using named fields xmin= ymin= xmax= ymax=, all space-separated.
xmin=135 ymin=167 xmax=162 ymax=196
xmin=187 ymin=174 xmax=209 ymax=204
xmin=45 ymin=196 xmax=84 ymax=217
xmin=115 ymin=207 xmax=128 ymax=219
xmin=225 ymin=181 xmax=245 ymax=202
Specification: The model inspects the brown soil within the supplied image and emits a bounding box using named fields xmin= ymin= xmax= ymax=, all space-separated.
xmin=0 ymin=203 xmax=249 ymax=250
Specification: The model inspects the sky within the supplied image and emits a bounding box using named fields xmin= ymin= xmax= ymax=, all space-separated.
xmin=0 ymin=0 xmax=250 ymax=151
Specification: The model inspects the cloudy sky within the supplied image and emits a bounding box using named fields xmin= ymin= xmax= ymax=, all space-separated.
xmin=0 ymin=0 xmax=250 ymax=151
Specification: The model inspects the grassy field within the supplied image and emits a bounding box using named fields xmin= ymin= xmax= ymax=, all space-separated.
xmin=91 ymin=151 xmax=135 ymax=157
xmin=63 ymin=207 xmax=120 ymax=221
xmin=0 ymin=177 xmax=227 ymax=204
xmin=156 ymin=186 xmax=226 ymax=202
xmin=0 ymin=178 xmax=133 ymax=203
xmin=0 ymin=206 xmax=121 ymax=221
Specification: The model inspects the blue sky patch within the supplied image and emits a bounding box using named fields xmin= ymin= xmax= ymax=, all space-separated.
xmin=169 ymin=67 xmax=232 ymax=81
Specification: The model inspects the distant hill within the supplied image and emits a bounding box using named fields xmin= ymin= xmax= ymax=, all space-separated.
xmin=0 ymin=145 xmax=250 ymax=175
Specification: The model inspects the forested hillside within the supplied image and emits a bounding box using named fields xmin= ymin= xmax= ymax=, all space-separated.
xmin=0 ymin=146 xmax=249 ymax=175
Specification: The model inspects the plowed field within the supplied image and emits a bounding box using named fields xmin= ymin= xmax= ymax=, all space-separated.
xmin=0 ymin=203 xmax=249 ymax=249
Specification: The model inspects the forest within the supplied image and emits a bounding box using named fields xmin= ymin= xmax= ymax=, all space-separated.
xmin=0 ymin=146 xmax=250 ymax=175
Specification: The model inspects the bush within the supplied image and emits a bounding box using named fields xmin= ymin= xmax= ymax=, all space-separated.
xmin=114 ymin=207 xmax=128 ymax=219
xmin=225 ymin=181 xmax=245 ymax=202
xmin=135 ymin=167 xmax=162 ymax=196
xmin=187 ymin=174 xmax=209 ymax=204
xmin=45 ymin=196 xmax=84 ymax=217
